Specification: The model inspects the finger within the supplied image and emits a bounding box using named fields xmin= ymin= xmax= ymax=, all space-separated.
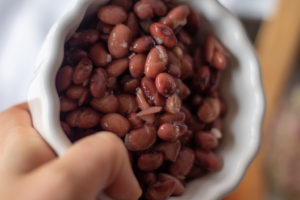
xmin=29 ymin=132 xmax=141 ymax=200
xmin=0 ymin=103 xmax=55 ymax=174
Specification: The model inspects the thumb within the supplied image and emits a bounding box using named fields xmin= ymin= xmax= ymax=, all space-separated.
xmin=28 ymin=132 xmax=141 ymax=200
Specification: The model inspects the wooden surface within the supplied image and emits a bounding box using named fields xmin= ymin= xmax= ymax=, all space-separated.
xmin=224 ymin=0 xmax=300 ymax=199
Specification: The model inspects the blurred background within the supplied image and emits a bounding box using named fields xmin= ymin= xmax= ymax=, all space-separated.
xmin=0 ymin=0 xmax=300 ymax=199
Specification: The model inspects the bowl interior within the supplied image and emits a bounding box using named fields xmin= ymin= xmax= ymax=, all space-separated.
xmin=28 ymin=0 xmax=265 ymax=199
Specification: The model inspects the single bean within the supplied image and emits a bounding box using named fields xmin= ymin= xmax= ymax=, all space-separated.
xmin=126 ymin=12 xmax=139 ymax=39
xmin=193 ymin=66 xmax=210 ymax=91
xmin=141 ymin=77 xmax=157 ymax=102
xmin=197 ymin=98 xmax=221 ymax=123
xmin=97 ymin=5 xmax=127 ymax=25
xmin=106 ymin=58 xmax=129 ymax=77
xmin=169 ymin=147 xmax=195 ymax=180
xmin=153 ymin=92 xmax=166 ymax=107
xmin=180 ymin=54 xmax=194 ymax=79
xmin=195 ymin=131 xmax=219 ymax=149
xmin=137 ymin=152 xmax=164 ymax=171
xmin=158 ymin=112 xmax=185 ymax=125
xmin=90 ymin=94 xmax=119 ymax=113
xmin=60 ymin=97 xmax=77 ymax=112
xmin=212 ymin=50 xmax=226 ymax=70
xmin=110 ymin=0 xmax=133 ymax=11
xmin=145 ymin=45 xmax=168 ymax=78
xmin=145 ymin=178 xmax=175 ymax=200
xmin=165 ymin=94 xmax=181 ymax=114
xmin=128 ymin=112 xmax=143 ymax=128
xmin=100 ymin=113 xmax=131 ymax=137
xmin=124 ymin=125 xmax=156 ymax=151
xmin=150 ymin=23 xmax=177 ymax=48
xmin=78 ymin=89 xmax=90 ymax=106
xmin=108 ymin=24 xmax=132 ymax=58
xmin=72 ymin=57 xmax=93 ymax=85
xmin=142 ymin=0 xmax=167 ymax=16
xmin=89 ymin=68 xmax=108 ymax=98
xmin=136 ymin=87 xmax=151 ymax=110
xmin=122 ymin=76 xmax=140 ymax=93
xmin=129 ymin=54 xmax=146 ymax=78
xmin=56 ymin=66 xmax=73 ymax=92
xmin=66 ymin=86 xmax=85 ymax=100
xmin=157 ymin=123 xmax=186 ymax=142
xmin=162 ymin=5 xmax=190 ymax=30
xmin=175 ymin=78 xmax=190 ymax=99
xmin=205 ymin=35 xmax=228 ymax=65
xmin=155 ymin=73 xmax=176 ymax=97
xmin=195 ymin=149 xmax=222 ymax=172
xmin=158 ymin=173 xmax=185 ymax=196
xmin=134 ymin=2 xmax=154 ymax=20
xmin=66 ymin=108 xmax=100 ymax=129
xmin=118 ymin=94 xmax=138 ymax=114
xmin=168 ymin=51 xmax=182 ymax=78
xmin=69 ymin=29 xmax=99 ymax=47
xmin=155 ymin=140 xmax=181 ymax=162
xmin=132 ymin=36 xmax=155 ymax=53
xmin=89 ymin=43 xmax=112 ymax=67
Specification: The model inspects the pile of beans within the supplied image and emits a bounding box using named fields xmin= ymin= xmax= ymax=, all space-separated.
xmin=56 ymin=0 xmax=229 ymax=199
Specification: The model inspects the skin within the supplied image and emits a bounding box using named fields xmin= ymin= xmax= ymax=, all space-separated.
xmin=0 ymin=103 xmax=142 ymax=200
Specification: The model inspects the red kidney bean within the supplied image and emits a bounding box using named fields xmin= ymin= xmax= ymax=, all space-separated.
xmin=89 ymin=43 xmax=112 ymax=67
xmin=157 ymin=123 xmax=185 ymax=142
xmin=163 ymin=5 xmax=190 ymax=30
xmin=66 ymin=86 xmax=85 ymax=100
xmin=153 ymin=92 xmax=166 ymax=107
xmin=61 ymin=121 xmax=72 ymax=138
xmin=142 ymin=0 xmax=167 ymax=16
xmin=69 ymin=29 xmax=99 ymax=47
xmin=137 ymin=106 xmax=162 ymax=117
xmin=128 ymin=112 xmax=143 ymax=128
xmin=134 ymin=2 xmax=154 ymax=20
xmin=98 ymin=5 xmax=127 ymax=25
xmin=212 ymin=50 xmax=226 ymax=70
xmin=66 ymin=108 xmax=100 ymax=129
xmin=180 ymin=54 xmax=194 ymax=79
xmin=158 ymin=173 xmax=185 ymax=196
xmin=197 ymin=97 xmax=221 ymax=123
xmin=205 ymin=34 xmax=228 ymax=68
xmin=169 ymin=147 xmax=195 ymax=180
xmin=64 ymin=48 xmax=88 ymax=66
xmin=122 ymin=76 xmax=140 ymax=93
xmin=118 ymin=94 xmax=138 ymax=114
xmin=186 ymin=10 xmax=201 ymax=33
xmin=125 ymin=125 xmax=156 ymax=151
xmin=132 ymin=36 xmax=155 ymax=53
xmin=165 ymin=94 xmax=181 ymax=114
xmin=195 ymin=131 xmax=219 ymax=149
xmin=126 ymin=12 xmax=139 ymax=39
xmin=110 ymin=0 xmax=133 ymax=11
xmin=60 ymin=97 xmax=77 ymax=112
xmin=155 ymin=140 xmax=181 ymax=162
xmin=138 ymin=152 xmax=164 ymax=171
xmin=89 ymin=68 xmax=107 ymax=98
xmin=155 ymin=73 xmax=176 ymax=97
xmin=56 ymin=66 xmax=73 ymax=92
xmin=108 ymin=24 xmax=132 ymax=58
xmin=193 ymin=66 xmax=211 ymax=91
xmin=175 ymin=79 xmax=190 ymax=99
xmin=158 ymin=112 xmax=185 ymax=125
xmin=167 ymin=51 xmax=182 ymax=78
xmin=72 ymin=57 xmax=93 ymax=85
xmin=129 ymin=54 xmax=146 ymax=78
xmin=145 ymin=45 xmax=168 ymax=78
xmin=90 ymin=94 xmax=119 ymax=113
xmin=195 ymin=149 xmax=222 ymax=172
xmin=150 ymin=23 xmax=177 ymax=48
xmin=141 ymin=77 xmax=157 ymax=102
xmin=142 ymin=172 xmax=157 ymax=185
xmin=100 ymin=113 xmax=131 ymax=137
xmin=106 ymin=58 xmax=129 ymax=77
xmin=136 ymin=87 xmax=151 ymax=110
xmin=145 ymin=177 xmax=175 ymax=200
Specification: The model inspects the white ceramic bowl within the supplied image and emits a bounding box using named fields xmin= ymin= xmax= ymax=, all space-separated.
xmin=28 ymin=0 xmax=265 ymax=199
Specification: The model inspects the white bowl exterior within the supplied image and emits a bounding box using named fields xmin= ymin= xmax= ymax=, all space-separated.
xmin=28 ymin=0 xmax=265 ymax=199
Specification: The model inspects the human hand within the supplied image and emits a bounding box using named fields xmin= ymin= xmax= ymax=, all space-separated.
xmin=0 ymin=103 xmax=142 ymax=200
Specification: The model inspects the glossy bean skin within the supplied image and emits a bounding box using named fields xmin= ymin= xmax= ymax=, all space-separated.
xmin=162 ymin=5 xmax=190 ymax=30
xmin=141 ymin=77 xmax=157 ymax=103
xmin=106 ymin=58 xmax=129 ymax=77
xmin=89 ymin=43 xmax=112 ymax=67
xmin=72 ymin=57 xmax=93 ymax=85
xmin=142 ymin=0 xmax=167 ymax=16
xmin=157 ymin=112 xmax=185 ymax=125
xmin=66 ymin=86 xmax=86 ymax=100
xmin=132 ymin=36 xmax=155 ymax=53
xmin=134 ymin=1 xmax=154 ymax=20
xmin=195 ymin=149 xmax=222 ymax=172
xmin=158 ymin=173 xmax=185 ymax=196
xmin=195 ymin=131 xmax=219 ymax=150
xmin=118 ymin=94 xmax=138 ymax=114
xmin=145 ymin=45 xmax=168 ymax=79
xmin=100 ymin=113 xmax=131 ymax=137
xmin=108 ymin=24 xmax=132 ymax=58
xmin=89 ymin=68 xmax=108 ymax=98
xmin=150 ymin=23 xmax=177 ymax=48
xmin=97 ymin=5 xmax=127 ymax=25
xmin=125 ymin=125 xmax=156 ymax=151
xmin=157 ymin=123 xmax=185 ymax=142
xmin=60 ymin=97 xmax=77 ymax=112
xmin=155 ymin=140 xmax=181 ymax=162
xmin=169 ymin=147 xmax=195 ymax=180
xmin=66 ymin=108 xmax=100 ymax=129
xmin=165 ymin=94 xmax=181 ymax=114
xmin=138 ymin=152 xmax=164 ymax=171
xmin=145 ymin=177 xmax=175 ymax=200
xmin=56 ymin=66 xmax=73 ymax=92
xmin=129 ymin=54 xmax=146 ymax=78
xmin=193 ymin=66 xmax=211 ymax=91
xmin=122 ymin=77 xmax=140 ymax=93
xmin=155 ymin=73 xmax=177 ymax=97
xmin=90 ymin=94 xmax=119 ymax=113
xmin=197 ymin=98 xmax=221 ymax=123
xmin=69 ymin=29 xmax=99 ymax=47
